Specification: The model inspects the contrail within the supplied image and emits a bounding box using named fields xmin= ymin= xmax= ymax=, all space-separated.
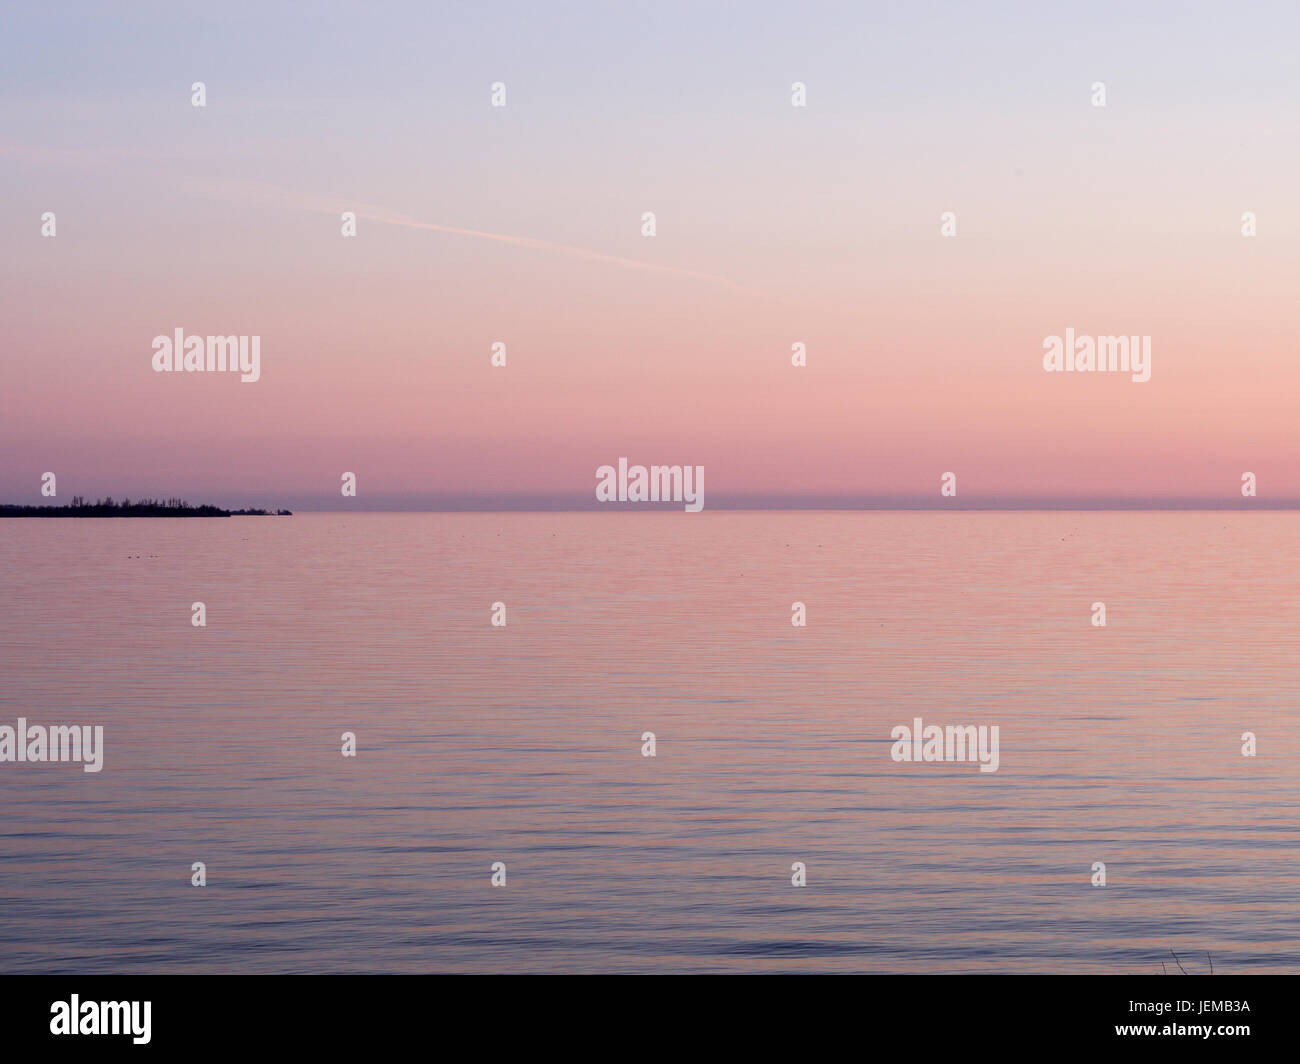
xmin=194 ymin=179 xmax=749 ymax=291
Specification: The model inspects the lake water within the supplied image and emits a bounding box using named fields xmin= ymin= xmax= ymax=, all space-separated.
xmin=1 ymin=511 xmax=1297 ymax=973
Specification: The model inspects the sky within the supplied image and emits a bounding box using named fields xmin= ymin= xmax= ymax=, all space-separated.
xmin=2 ymin=1 xmax=1298 ymax=509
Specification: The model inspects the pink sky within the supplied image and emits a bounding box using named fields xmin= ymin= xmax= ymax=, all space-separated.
xmin=3 ymin=3 xmax=1298 ymax=507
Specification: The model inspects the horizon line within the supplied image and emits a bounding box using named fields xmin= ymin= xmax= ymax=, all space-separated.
xmin=168 ymin=498 xmax=1300 ymax=513
xmin=8 ymin=495 xmax=1299 ymax=513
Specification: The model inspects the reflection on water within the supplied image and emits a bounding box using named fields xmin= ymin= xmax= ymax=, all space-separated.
xmin=1 ymin=512 xmax=1297 ymax=972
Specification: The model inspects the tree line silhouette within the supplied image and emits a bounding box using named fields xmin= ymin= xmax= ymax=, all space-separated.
xmin=1 ymin=497 xmax=291 ymax=517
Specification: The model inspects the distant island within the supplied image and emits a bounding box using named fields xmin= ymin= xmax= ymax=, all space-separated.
xmin=0 ymin=496 xmax=292 ymax=518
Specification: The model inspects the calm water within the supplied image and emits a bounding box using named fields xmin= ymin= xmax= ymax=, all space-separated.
xmin=1 ymin=511 xmax=1297 ymax=973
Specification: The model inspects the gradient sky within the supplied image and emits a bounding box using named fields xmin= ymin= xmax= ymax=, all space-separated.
xmin=2 ymin=1 xmax=1298 ymax=508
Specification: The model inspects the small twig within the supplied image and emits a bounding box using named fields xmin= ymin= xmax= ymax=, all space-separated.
xmin=1207 ymin=952 xmax=1213 ymax=976
xmin=1161 ymin=962 xmax=1168 ymax=975
xmin=1170 ymin=950 xmax=1189 ymax=975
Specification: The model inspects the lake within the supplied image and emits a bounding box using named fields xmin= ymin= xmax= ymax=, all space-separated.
xmin=1 ymin=511 xmax=1296 ymax=972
